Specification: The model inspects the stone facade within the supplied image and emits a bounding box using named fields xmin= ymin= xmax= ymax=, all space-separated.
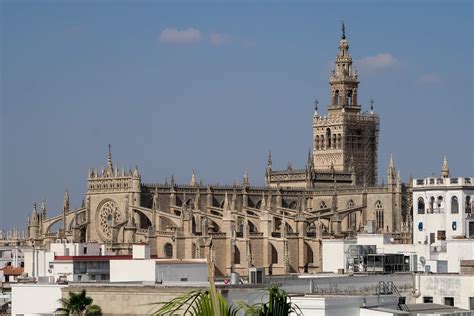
xmin=26 ymin=24 xmax=413 ymax=277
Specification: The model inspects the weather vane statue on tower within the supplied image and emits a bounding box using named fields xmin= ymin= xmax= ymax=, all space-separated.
xmin=341 ymin=20 xmax=346 ymax=40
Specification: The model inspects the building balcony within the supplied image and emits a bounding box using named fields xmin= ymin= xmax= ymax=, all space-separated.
xmin=413 ymin=177 xmax=474 ymax=188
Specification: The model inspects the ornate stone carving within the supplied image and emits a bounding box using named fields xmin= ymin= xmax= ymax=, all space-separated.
xmin=97 ymin=200 xmax=122 ymax=240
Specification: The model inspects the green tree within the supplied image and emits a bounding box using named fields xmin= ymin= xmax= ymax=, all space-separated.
xmin=55 ymin=289 xmax=102 ymax=316
xmin=153 ymin=290 xmax=239 ymax=316
xmin=238 ymin=285 xmax=303 ymax=316
xmin=153 ymin=285 xmax=302 ymax=316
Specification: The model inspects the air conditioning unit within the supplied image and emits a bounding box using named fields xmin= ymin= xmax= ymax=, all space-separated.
xmin=249 ymin=267 xmax=264 ymax=284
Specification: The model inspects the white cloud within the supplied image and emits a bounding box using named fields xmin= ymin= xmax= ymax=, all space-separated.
xmin=209 ymin=32 xmax=230 ymax=46
xmin=416 ymin=73 xmax=442 ymax=85
xmin=159 ymin=28 xmax=202 ymax=44
xmin=357 ymin=53 xmax=398 ymax=71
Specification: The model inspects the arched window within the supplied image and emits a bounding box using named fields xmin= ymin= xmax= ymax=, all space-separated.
xmin=234 ymin=246 xmax=241 ymax=265
xmin=347 ymin=90 xmax=353 ymax=106
xmin=466 ymin=196 xmax=472 ymax=214
xmin=320 ymin=201 xmax=327 ymax=209
xmin=451 ymin=196 xmax=459 ymax=214
xmin=332 ymin=134 xmax=337 ymax=149
xmin=337 ymin=134 xmax=342 ymax=149
xmin=429 ymin=196 xmax=435 ymax=213
xmin=315 ymin=136 xmax=320 ymax=150
xmin=335 ymin=90 xmax=340 ymax=105
xmin=375 ymin=200 xmax=384 ymax=230
xmin=326 ymin=128 xmax=331 ymax=148
xmin=347 ymin=200 xmax=355 ymax=209
xmin=164 ymin=243 xmax=173 ymax=259
xmin=437 ymin=196 xmax=443 ymax=209
xmin=270 ymin=244 xmax=278 ymax=264
xmin=418 ymin=197 xmax=425 ymax=214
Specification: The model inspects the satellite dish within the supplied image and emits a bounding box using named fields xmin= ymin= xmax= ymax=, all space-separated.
xmin=420 ymin=256 xmax=426 ymax=265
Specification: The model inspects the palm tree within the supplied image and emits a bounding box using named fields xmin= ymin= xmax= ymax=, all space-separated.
xmin=152 ymin=290 xmax=239 ymax=316
xmin=56 ymin=289 xmax=102 ymax=315
xmin=238 ymin=285 xmax=303 ymax=316
xmin=85 ymin=304 xmax=102 ymax=316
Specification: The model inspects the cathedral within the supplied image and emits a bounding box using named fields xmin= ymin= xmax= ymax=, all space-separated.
xmin=26 ymin=24 xmax=413 ymax=277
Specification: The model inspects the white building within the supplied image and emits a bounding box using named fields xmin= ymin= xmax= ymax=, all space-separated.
xmin=412 ymin=159 xmax=474 ymax=272
xmin=110 ymin=245 xmax=208 ymax=283
xmin=322 ymin=234 xmax=422 ymax=274
xmin=11 ymin=283 xmax=67 ymax=315
xmin=413 ymin=160 xmax=474 ymax=245
xmin=23 ymin=241 xmax=106 ymax=281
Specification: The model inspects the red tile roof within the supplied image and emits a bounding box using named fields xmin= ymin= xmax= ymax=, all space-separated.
xmin=1 ymin=265 xmax=24 ymax=276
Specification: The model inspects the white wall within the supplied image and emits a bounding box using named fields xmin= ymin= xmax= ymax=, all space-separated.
xmin=23 ymin=248 xmax=55 ymax=278
xmin=50 ymin=242 xmax=102 ymax=256
xmin=156 ymin=263 xmax=208 ymax=282
xmin=291 ymin=296 xmax=360 ymax=316
xmin=52 ymin=261 xmax=75 ymax=281
xmin=11 ymin=283 xmax=66 ymax=315
xmin=291 ymin=295 xmax=398 ymax=316
xmin=413 ymin=181 xmax=474 ymax=245
xmin=110 ymin=260 xmax=156 ymax=282
xmin=415 ymin=274 xmax=474 ymax=310
xmin=322 ymin=239 xmax=356 ymax=273
xmin=110 ymin=260 xmax=208 ymax=283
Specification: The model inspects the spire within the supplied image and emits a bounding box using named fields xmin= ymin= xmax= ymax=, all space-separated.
xmin=171 ymin=174 xmax=175 ymax=187
xmin=63 ymin=190 xmax=70 ymax=213
xmin=369 ymin=98 xmax=374 ymax=114
xmin=314 ymin=98 xmax=319 ymax=117
xmin=223 ymin=192 xmax=230 ymax=212
xmin=40 ymin=200 xmax=46 ymax=219
xmin=387 ymin=154 xmax=396 ymax=185
xmin=231 ymin=185 xmax=237 ymax=210
xmin=341 ymin=20 xmax=346 ymax=40
xmin=194 ymin=187 xmax=201 ymax=210
xmin=260 ymin=192 xmax=266 ymax=210
xmin=152 ymin=187 xmax=159 ymax=211
xmin=107 ymin=144 xmax=112 ymax=166
xmin=132 ymin=165 xmax=140 ymax=178
xmin=243 ymin=170 xmax=249 ymax=186
xmin=31 ymin=203 xmax=38 ymax=222
xmin=267 ymin=151 xmax=272 ymax=168
xmin=329 ymin=21 xmax=359 ymax=112
xmin=191 ymin=170 xmax=197 ymax=186
xmin=307 ymin=147 xmax=313 ymax=168
xmin=441 ymin=156 xmax=450 ymax=178
xmin=389 ymin=154 xmax=394 ymax=170
xmin=106 ymin=144 xmax=113 ymax=176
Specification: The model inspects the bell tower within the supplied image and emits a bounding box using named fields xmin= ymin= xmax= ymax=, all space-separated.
xmin=313 ymin=22 xmax=379 ymax=186
xmin=328 ymin=21 xmax=360 ymax=113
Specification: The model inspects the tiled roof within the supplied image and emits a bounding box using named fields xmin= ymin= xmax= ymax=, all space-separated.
xmin=1 ymin=265 xmax=24 ymax=276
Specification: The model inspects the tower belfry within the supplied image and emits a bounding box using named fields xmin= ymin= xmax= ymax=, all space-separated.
xmin=312 ymin=22 xmax=379 ymax=185
xmin=328 ymin=21 xmax=360 ymax=113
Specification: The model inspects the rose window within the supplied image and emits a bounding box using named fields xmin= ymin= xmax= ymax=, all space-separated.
xmin=98 ymin=200 xmax=122 ymax=240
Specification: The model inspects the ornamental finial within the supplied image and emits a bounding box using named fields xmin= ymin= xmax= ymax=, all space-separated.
xmin=341 ymin=20 xmax=346 ymax=40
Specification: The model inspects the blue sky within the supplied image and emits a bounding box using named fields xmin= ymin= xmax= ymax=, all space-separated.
xmin=1 ymin=1 xmax=473 ymax=229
